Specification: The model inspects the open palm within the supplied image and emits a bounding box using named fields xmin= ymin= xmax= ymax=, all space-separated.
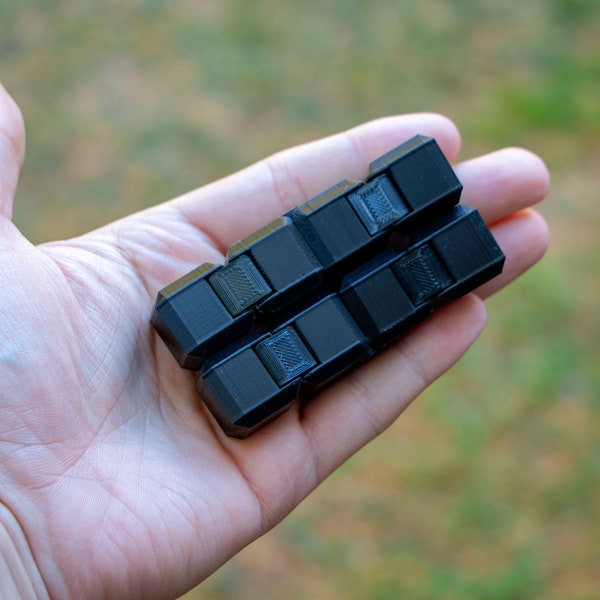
xmin=0 ymin=85 xmax=549 ymax=599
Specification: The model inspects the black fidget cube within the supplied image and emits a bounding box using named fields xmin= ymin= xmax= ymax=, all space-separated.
xmin=152 ymin=135 xmax=505 ymax=438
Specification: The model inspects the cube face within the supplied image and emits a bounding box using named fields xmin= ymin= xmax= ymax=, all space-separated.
xmin=291 ymin=295 xmax=370 ymax=388
xmin=387 ymin=141 xmax=461 ymax=211
xmin=151 ymin=272 xmax=253 ymax=369
xmin=250 ymin=222 xmax=321 ymax=292
xmin=243 ymin=218 xmax=324 ymax=313
xmin=201 ymin=348 xmax=279 ymax=422
xmin=431 ymin=211 xmax=501 ymax=280
xmin=341 ymin=263 xmax=424 ymax=348
xmin=413 ymin=206 xmax=505 ymax=300
xmin=229 ymin=217 xmax=322 ymax=299
xmin=292 ymin=192 xmax=373 ymax=269
xmin=199 ymin=346 xmax=298 ymax=436
xmin=367 ymin=135 xmax=462 ymax=225
xmin=151 ymin=134 xmax=506 ymax=437
xmin=164 ymin=280 xmax=232 ymax=345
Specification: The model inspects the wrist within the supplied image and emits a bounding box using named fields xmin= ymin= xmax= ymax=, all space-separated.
xmin=0 ymin=502 xmax=49 ymax=599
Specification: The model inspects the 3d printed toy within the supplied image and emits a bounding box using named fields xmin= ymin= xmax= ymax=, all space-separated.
xmin=152 ymin=135 xmax=505 ymax=438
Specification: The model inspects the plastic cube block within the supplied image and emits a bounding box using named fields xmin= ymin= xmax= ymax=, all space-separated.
xmin=151 ymin=264 xmax=254 ymax=369
xmin=228 ymin=216 xmax=323 ymax=314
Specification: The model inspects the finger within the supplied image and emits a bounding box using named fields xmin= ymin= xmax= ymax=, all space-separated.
xmin=297 ymin=294 xmax=487 ymax=479
xmin=0 ymin=83 xmax=26 ymax=221
xmin=221 ymin=294 xmax=486 ymax=517
xmin=227 ymin=211 xmax=547 ymax=507
xmin=455 ymin=148 xmax=550 ymax=224
xmin=477 ymin=209 xmax=549 ymax=299
xmin=170 ymin=113 xmax=461 ymax=251
xmin=292 ymin=210 xmax=548 ymax=479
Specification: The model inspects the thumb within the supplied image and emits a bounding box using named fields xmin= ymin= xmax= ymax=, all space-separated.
xmin=0 ymin=83 xmax=26 ymax=221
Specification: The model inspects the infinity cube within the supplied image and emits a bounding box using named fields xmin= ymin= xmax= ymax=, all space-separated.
xmin=151 ymin=135 xmax=505 ymax=438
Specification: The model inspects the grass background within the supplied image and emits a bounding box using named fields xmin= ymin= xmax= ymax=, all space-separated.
xmin=1 ymin=1 xmax=599 ymax=598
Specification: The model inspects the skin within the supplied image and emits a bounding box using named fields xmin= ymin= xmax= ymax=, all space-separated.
xmin=0 ymin=83 xmax=549 ymax=599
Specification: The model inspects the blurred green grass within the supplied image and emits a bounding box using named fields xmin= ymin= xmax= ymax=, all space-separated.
xmin=1 ymin=1 xmax=599 ymax=598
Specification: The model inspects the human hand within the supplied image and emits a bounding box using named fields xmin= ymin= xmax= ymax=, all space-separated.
xmin=0 ymin=83 xmax=549 ymax=599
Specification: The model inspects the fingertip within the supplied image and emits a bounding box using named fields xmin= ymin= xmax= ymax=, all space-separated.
xmin=499 ymin=208 xmax=550 ymax=261
xmin=456 ymin=146 xmax=551 ymax=225
xmin=174 ymin=111 xmax=466 ymax=250
xmin=0 ymin=84 xmax=26 ymax=221
xmin=416 ymin=112 xmax=462 ymax=160
xmin=527 ymin=207 xmax=550 ymax=251
xmin=349 ymin=112 xmax=462 ymax=166
xmin=477 ymin=208 xmax=550 ymax=299
xmin=464 ymin=291 xmax=488 ymax=332
xmin=503 ymin=147 xmax=551 ymax=206
xmin=0 ymin=83 xmax=26 ymax=167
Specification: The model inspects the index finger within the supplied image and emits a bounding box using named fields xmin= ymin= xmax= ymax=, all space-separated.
xmin=170 ymin=113 xmax=461 ymax=252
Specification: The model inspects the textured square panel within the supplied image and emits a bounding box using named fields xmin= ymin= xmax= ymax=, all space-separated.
xmin=348 ymin=175 xmax=408 ymax=235
xmin=255 ymin=327 xmax=316 ymax=386
xmin=209 ymin=255 xmax=271 ymax=316
xmin=393 ymin=244 xmax=453 ymax=305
